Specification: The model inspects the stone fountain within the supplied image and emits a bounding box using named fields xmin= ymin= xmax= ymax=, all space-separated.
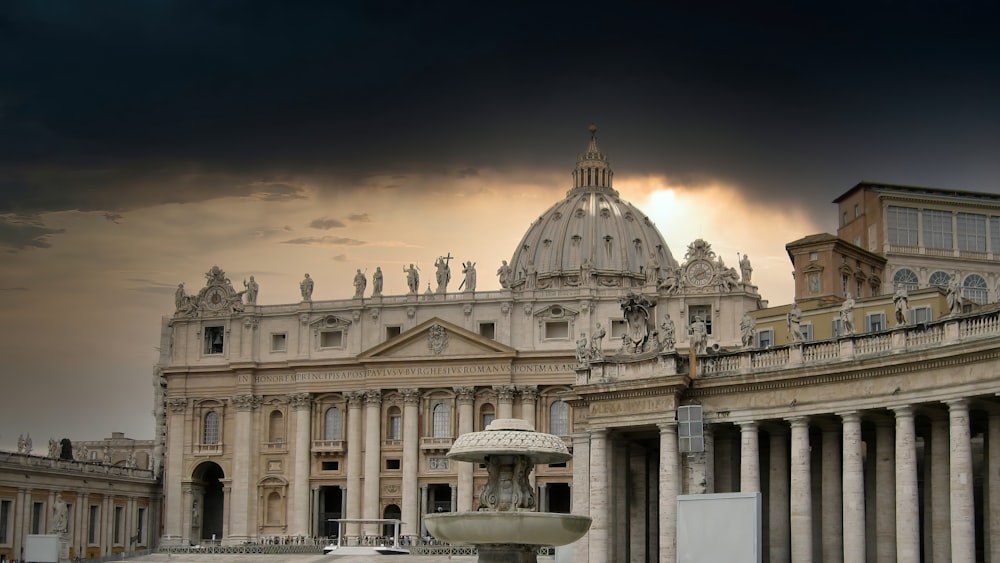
xmin=424 ymin=419 xmax=592 ymax=563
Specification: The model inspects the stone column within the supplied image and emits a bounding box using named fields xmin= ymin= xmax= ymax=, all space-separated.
xmin=893 ymin=406 xmax=919 ymax=563
xmin=769 ymin=427 xmax=791 ymax=563
xmin=400 ymin=389 xmax=421 ymax=538
xmin=455 ymin=387 xmax=475 ymax=513
xmin=704 ymin=426 xmax=715 ymax=493
xmin=519 ymin=386 xmax=537 ymax=426
xmin=740 ymin=422 xmax=760 ymax=492
xmin=947 ymin=399 xmax=975 ymax=562
xmin=929 ymin=413 xmax=950 ymax=562
xmin=362 ymin=390 xmax=382 ymax=535
xmin=989 ymin=411 xmax=1000 ymax=563
xmin=822 ymin=426 xmax=843 ymax=563
xmin=311 ymin=487 xmax=320 ymax=537
xmin=220 ymin=480 xmax=231 ymax=540
xmin=494 ymin=385 xmax=515 ymax=419
xmin=872 ymin=419 xmax=896 ymax=562
xmin=789 ymin=416 xmax=812 ymax=563
xmin=572 ymin=433 xmax=592 ymax=563
xmin=588 ymin=428 xmax=609 ymax=563
xmin=840 ymin=412 xmax=865 ymax=563
xmin=229 ymin=393 xmax=260 ymax=543
xmin=162 ymin=398 xmax=188 ymax=543
xmin=659 ymin=422 xmax=679 ymax=563
xmin=289 ymin=392 xmax=312 ymax=537
xmin=419 ymin=485 xmax=428 ymax=536
xmin=345 ymin=391 xmax=364 ymax=537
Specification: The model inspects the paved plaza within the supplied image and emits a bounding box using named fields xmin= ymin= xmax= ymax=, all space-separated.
xmin=128 ymin=554 xmax=482 ymax=563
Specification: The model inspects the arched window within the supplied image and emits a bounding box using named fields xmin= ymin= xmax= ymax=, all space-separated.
xmin=893 ymin=268 xmax=918 ymax=291
xmin=549 ymin=401 xmax=569 ymax=437
xmin=432 ymin=403 xmax=451 ymax=438
xmin=386 ymin=406 xmax=402 ymax=440
xmin=963 ymin=274 xmax=988 ymax=304
xmin=324 ymin=407 xmax=343 ymax=441
xmin=480 ymin=403 xmax=495 ymax=431
xmin=929 ymin=271 xmax=951 ymax=288
xmin=268 ymin=410 xmax=284 ymax=444
xmin=203 ymin=411 xmax=220 ymax=445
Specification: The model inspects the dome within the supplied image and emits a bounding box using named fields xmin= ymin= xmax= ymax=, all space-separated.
xmin=508 ymin=127 xmax=677 ymax=290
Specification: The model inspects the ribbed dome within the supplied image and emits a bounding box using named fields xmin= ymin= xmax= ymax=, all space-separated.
xmin=509 ymin=128 xmax=677 ymax=290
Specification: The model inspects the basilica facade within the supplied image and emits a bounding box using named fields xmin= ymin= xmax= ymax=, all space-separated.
xmin=157 ymin=131 xmax=1000 ymax=562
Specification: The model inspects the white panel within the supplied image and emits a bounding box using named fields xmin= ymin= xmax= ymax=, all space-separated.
xmin=677 ymin=492 xmax=761 ymax=563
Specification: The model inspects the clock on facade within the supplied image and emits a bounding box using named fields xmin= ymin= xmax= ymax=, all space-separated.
xmin=687 ymin=261 xmax=713 ymax=287
xmin=204 ymin=286 xmax=227 ymax=310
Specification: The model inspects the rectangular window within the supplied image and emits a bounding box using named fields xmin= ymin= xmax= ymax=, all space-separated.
xmin=136 ymin=507 xmax=146 ymax=544
xmin=89 ymin=505 xmax=99 ymax=544
xmin=923 ymin=209 xmax=953 ymax=250
xmin=321 ymin=461 xmax=339 ymax=471
xmin=991 ymin=217 xmax=1000 ymax=253
xmin=320 ymin=330 xmax=343 ymax=348
xmin=270 ymin=333 xmax=287 ymax=352
xmin=801 ymin=324 xmax=814 ymax=342
xmin=832 ymin=318 xmax=842 ymax=338
xmin=688 ymin=305 xmax=713 ymax=335
xmin=114 ymin=506 xmax=123 ymax=544
xmin=755 ymin=329 xmax=773 ymax=349
xmin=809 ymin=251 xmax=818 ymax=261
xmin=203 ymin=326 xmax=225 ymax=355
xmin=0 ymin=499 xmax=10 ymax=544
xmin=957 ymin=212 xmax=987 ymax=252
xmin=31 ymin=501 xmax=43 ymax=534
xmin=610 ymin=320 xmax=627 ymax=338
xmin=911 ymin=306 xmax=932 ymax=325
xmin=385 ymin=459 xmax=401 ymax=470
xmin=866 ymin=312 xmax=887 ymax=333
xmin=854 ymin=203 xmax=859 ymax=218
xmin=544 ymin=321 xmax=569 ymax=340
xmin=887 ymin=206 xmax=919 ymax=246
xmin=388 ymin=414 xmax=401 ymax=440
xmin=677 ymin=405 xmax=704 ymax=453
xmin=856 ymin=280 xmax=863 ymax=298
xmin=478 ymin=322 xmax=495 ymax=340
xmin=385 ymin=326 xmax=402 ymax=340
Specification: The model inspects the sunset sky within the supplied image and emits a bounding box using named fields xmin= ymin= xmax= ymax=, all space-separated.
xmin=2 ymin=1 xmax=998 ymax=450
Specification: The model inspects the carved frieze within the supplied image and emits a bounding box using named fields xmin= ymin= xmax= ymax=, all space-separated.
xmin=428 ymin=324 xmax=449 ymax=355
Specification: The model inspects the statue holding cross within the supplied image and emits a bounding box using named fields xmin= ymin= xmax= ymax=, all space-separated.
xmin=435 ymin=253 xmax=453 ymax=294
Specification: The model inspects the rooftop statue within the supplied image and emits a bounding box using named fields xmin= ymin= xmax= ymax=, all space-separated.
xmin=243 ymin=275 xmax=259 ymax=304
xmin=460 ymin=261 xmax=477 ymax=292
xmin=353 ymin=269 xmax=367 ymax=298
xmin=372 ymin=266 xmax=383 ymax=296
xmin=496 ymin=260 xmax=512 ymax=288
xmin=300 ymin=273 xmax=314 ymax=301
xmin=404 ymin=263 xmax=420 ymax=294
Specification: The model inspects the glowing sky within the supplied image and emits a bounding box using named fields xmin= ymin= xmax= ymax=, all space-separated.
xmin=1 ymin=1 xmax=998 ymax=449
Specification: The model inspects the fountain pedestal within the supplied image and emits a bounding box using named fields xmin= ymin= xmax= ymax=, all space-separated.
xmin=423 ymin=419 xmax=591 ymax=563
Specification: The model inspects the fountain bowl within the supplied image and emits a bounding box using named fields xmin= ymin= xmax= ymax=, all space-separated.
xmin=424 ymin=511 xmax=592 ymax=546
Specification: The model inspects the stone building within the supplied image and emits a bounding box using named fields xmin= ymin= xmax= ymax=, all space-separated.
xmin=157 ymin=131 xmax=1000 ymax=562
xmin=73 ymin=432 xmax=155 ymax=470
xmin=0 ymin=449 xmax=160 ymax=560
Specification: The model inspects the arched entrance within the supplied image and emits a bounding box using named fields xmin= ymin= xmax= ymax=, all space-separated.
xmin=192 ymin=461 xmax=225 ymax=541
xmin=382 ymin=504 xmax=401 ymax=538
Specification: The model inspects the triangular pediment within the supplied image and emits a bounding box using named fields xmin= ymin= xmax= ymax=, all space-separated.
xmin=358 ymin=317 xmax=516 ymax=360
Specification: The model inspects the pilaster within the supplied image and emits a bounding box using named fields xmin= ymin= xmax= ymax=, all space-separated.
xmin=289 ymin=392 xmax=312 ymax=537
xmin=362 ymin=389 xmax=382 ymax=535
xmin=400 ymin=388 xmax=421 ymax=537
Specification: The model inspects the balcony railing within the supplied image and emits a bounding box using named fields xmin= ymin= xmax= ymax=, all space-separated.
xmin=420 ymin=436 xmax=454 ymax=452
xmin=195 ymin=443 xmax=222 ymax=455
xmin=311 ymin=440 xmax=345 ymax=454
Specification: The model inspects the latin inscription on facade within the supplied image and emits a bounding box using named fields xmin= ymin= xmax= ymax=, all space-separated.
xmin=236 ymin=362 xmax=576 ymax=385
xmin=589 ymin=396 xmax=673 ymax=418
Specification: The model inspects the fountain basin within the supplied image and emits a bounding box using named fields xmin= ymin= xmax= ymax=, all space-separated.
xmin=424 ymin=512 xmax=591 ymax=546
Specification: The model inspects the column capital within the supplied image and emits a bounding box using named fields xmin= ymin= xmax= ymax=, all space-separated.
xmin=288 ymin=392 xmax=312 ymax=410
xmin=345 ymin=391 xmax=365 ymax=407
xmin=588 ymin=427 xmax=608 ymax=438
xmin=231 ymin=394 xmax=262 ymax=410
xmin=891 ymin=404 xmax=915 ymax=418
xmin=399 ymin=388 xmax=421 ymax=405
xmin=168 ymin=397 xmax=189 ymax=413
xmin=493 ymin=384 xmax=516 ymax=402
xmin=364 ymin=389 xmax=382 ymax=406
xmin=944 ymin=397 xmax=969 ymax=410
xmin=454 ymin=386 xmax=475 ymax=404
xmin=657 ymin=421 xmax=677 ymax=432
xmin=837 ymin=411 xmax=862 ymax=424
xmin=738 ymin=421 xmax=758 ymax=431
xmin=786 ymin=416 xmax=809 ymax=428
xmin=518 ymin=385 xmax=538 ymax=402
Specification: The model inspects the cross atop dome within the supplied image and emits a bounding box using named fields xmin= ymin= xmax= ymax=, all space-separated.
xmin=572 ymin=124 xmax=614 ymax=193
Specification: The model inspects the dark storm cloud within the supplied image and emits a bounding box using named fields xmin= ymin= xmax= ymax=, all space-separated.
xmin=0 ymin=215 xmax=66 ymax=251
xmin=282 ymin=236 xmax=365 ymax=246
xmin=348 ymin=213 xmax=372 ymax=223
xmin=309 ymin=218 xmax=347 ymax=230
xmin=2 ymin=1 xmax=999 ymax=228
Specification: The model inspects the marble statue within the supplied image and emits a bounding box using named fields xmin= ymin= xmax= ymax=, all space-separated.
xmin=51 ymin=493 xmax=68 ymax=534
xmin=192 ymin=499 xmax=200 ymax=527
xmin=300 ymin=273 xmax=314 ymax=301
xmin=894 ymin=286 xmax=910 ymax=326
xmin=372 ymin=267 xmax=383 ymax=296
xmin=739 ymin=253 xmax=753 ymax=283
xmin=619 ymin=292 xmax=654 ymax=353
xmin=525 ymin=261 xmax=538 ymax=290
xmin=353 ymin=269 xmax=367 ymax=298
xmin=591 ymin=323 xmax=606 ymax=356
xmin=575 ymin=333 xmax=590 ymax=364
xmin=17 ymin=434 xmax=28 ymax=454
xmin=787 ymin=303 xmax=804 ymax=343
xmin=658 ymin=266 xmax=681 ymax=295
xmin=659 ymin=314 xmax=676 ymax=351
xmin=435 ymin=255 xmax=452 ymax=293
xmin=243 ymin=276 xmax=259 ymax=304
xmin=740 ymin=313 xmax=756 ymax=348
xmin=645 ymin=252 xmax=659 ymax=285
xmin=175 ymin=283 xmax=186 ymax=310
xmin=404 ymin=263 xmax=420 ymax=294
xmin=579 ymin=258 xmax=592 ymax=285
xmin=103 ymin=444 xmax=113 ymax=464
xmin=721 ymin=267 xmax=740 ymax=292
xmin=690 ymin=316 xmax=708 ymax=355
xmin=948 ymin=274 xmax=963 ymax=315
xmin=497 ymin=260 xmax=512 ymax=288
xmin=48 ymin=438 xmax=59 ymax=458
xmin=461 ymin=261 xmax=477 ymax=292
xmin=126 ymin=450 xmax=137 ymax=468
xmin=840 ymin=292 xmax=856 ymax=336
